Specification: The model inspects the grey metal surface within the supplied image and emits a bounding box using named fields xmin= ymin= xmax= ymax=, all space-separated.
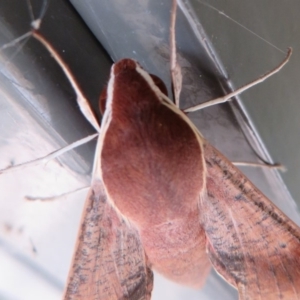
xmin=0 ymin=0 xmax=300 ymax=299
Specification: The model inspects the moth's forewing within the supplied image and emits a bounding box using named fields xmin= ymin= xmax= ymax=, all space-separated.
xmin=200 ymin=141 xmax=300 ymax=299
xmin=63 ymin=180 xmax=153 ymax=300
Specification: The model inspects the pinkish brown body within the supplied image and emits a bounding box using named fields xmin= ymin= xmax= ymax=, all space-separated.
xmin=100 ymin=59 xmax=210 ymax=287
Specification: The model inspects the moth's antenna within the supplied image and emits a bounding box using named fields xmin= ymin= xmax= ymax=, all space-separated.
xmin=170 ymin=0 xmax=182 ymax=108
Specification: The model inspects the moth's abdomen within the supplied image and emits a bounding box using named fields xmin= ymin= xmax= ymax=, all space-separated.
xmin=100 ymin=59 xmax=210 ymax=287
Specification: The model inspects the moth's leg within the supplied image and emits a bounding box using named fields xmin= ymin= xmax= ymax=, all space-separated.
xmin=233 ymin=161 xmax=286 ymax=171
xmin=185 ymin=48 xmax=291 ymax=171
xmin=1 ymin=19 xmax=101 ymax=174
xmin=170 ymin=0 xmax=182 ymax=108
xmin=0 ymin=133 xmax=97 ymax=174
xmin=33 ymin=32 xmax=100 ymax=132
xmin=184 ymin=48 xmax=292 ymax=113
xmin=25 ymin=186 xmax=90 ymax=201
xmin=4 ymin=6 xmax=97 ymax=130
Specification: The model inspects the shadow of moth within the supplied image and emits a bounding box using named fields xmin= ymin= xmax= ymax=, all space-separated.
xmin=3 ymin=0 xmax=300 ymax=299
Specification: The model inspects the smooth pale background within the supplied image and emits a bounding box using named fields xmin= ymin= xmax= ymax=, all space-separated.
xmin=0 ymin=0 xmax=300 ymax=299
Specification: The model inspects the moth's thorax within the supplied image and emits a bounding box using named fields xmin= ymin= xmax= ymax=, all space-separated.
xmin=100 ymin=59 xmax=204 ymax=228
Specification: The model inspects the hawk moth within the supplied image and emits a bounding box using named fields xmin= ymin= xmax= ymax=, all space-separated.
xmin=1 ymin=1 xmax=300 ymax=299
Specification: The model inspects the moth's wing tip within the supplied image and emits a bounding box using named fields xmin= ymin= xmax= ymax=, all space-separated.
xmin=63 ymin=182 xmax=154 ymax=300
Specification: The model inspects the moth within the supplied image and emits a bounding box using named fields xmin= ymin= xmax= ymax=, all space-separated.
xmin=57 ymin=2 xmax=300 ymax=299
xmin=61 ymin=57 xmax=300 ymax=299
xmin=2 ymin=1 xmax=300 ymax=300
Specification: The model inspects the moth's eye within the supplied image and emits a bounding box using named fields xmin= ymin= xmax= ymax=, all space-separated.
xmin=150 ymin=74 xmax=168 ymax=97
xmin=99 ymin=85 xmax=107 ymax=115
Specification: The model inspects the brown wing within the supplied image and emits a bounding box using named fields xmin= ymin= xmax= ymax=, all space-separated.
xmin=63 ymin=180 xmax=153 ymax=300
xmin=200 ymin=141 xmax=300 ymax=300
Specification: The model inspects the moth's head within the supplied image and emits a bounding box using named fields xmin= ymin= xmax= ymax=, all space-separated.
xmin=99 ymin=58 xmax=168 ymax=115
